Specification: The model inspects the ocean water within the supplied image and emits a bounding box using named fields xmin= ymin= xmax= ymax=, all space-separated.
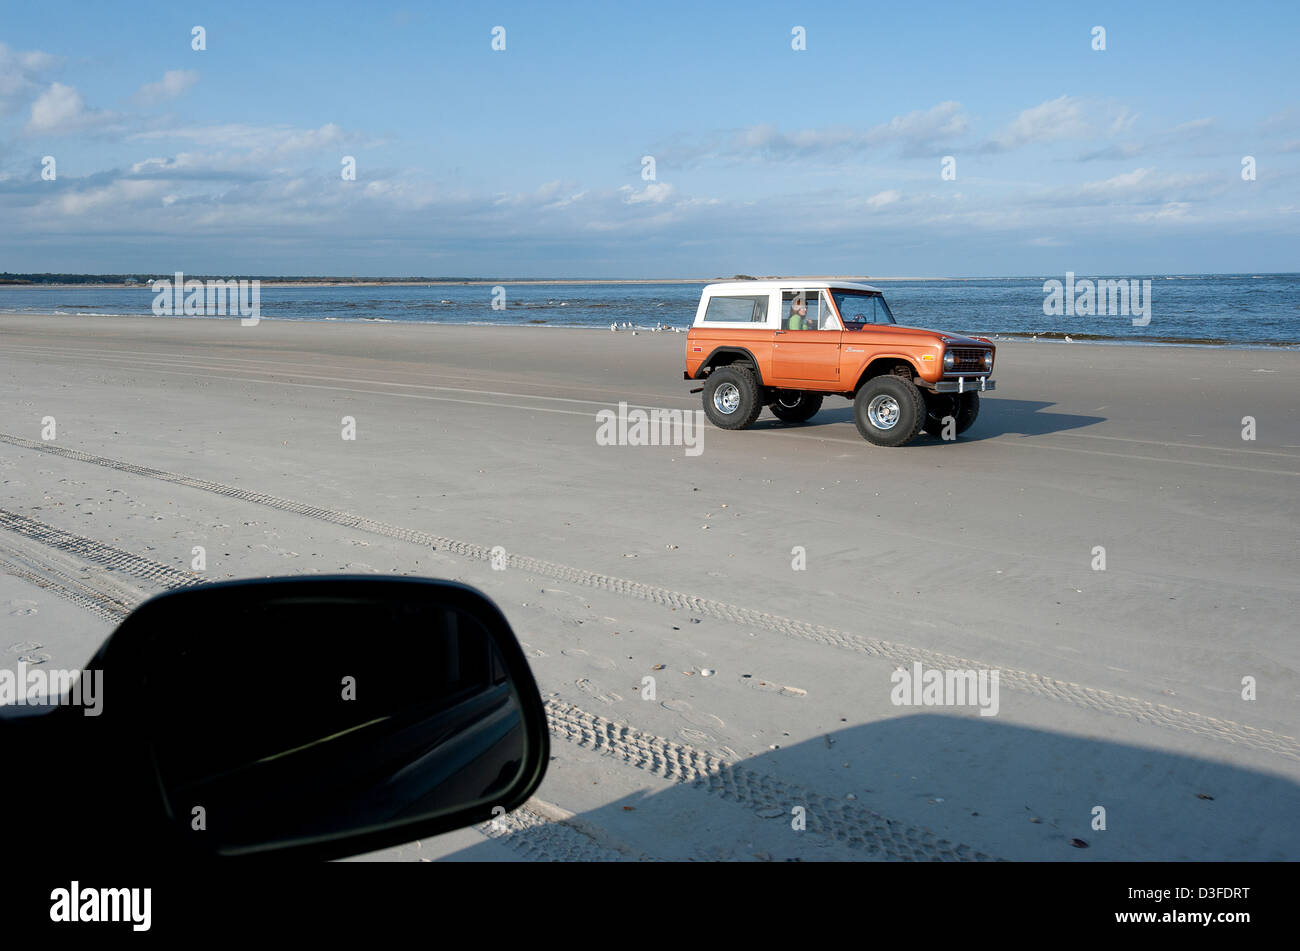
xmin=1 ymin=274 xmax=1297 ymax=347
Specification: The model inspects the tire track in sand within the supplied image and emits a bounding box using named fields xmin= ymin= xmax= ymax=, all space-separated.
xmin=2 ymin=430 xmax=1295 ymax=763
xmin=0 ymin=502 xmax=999 ymax=860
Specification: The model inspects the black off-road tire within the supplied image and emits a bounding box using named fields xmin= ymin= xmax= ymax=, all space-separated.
xmin=853 ymin=375 xmax=926 ymax=447
xmin=922 ymin=391 xmax=980 ymax=438
xmin=768 ymin=390 xmax=824 ymax=423
xmin=702 ymin=365 xmax=763 ymax=430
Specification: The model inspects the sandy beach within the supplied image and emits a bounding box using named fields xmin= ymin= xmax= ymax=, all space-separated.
xmin=1 ymin=313 xmax=1297 ymax=861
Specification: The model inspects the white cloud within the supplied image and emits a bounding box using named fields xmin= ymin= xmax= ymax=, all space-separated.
xmin=134 ymin=70 xmax=199 ymax=105
xmin=1077 ymin=117 xmax=1216 ymax=162
xmin=273 ymin=122 xmax=346 ymax=154
xmin=864 ymin=189 xmax=901 ymax=208
xmin=0 ymin=42 xmax=61 ymax=116
xmin=130 ymin=155 xmax=189 ymax=174
xmin=986 ymin=95 xmax=1089 ymax=151
xmin=1109 ymin=109 xmax=1139 ymax=135
xmin=1169 ymin=117 xmax=1214 ymax=135
xmin=865 ymin=101 xmax=969 ymax=155
xmin=1073 ymin=167 xmax=1215 ymax=200
xmin=129 ymin=122 xmax=353 ymax=157
xmin=494 ymin=179 xmax=581 ymax=207
xmin=1084 ymin=167 xmax=1159 ymax=192
xmin=1007 ymin=167 xmax=1222 ymax=211
xmin=27 ymin=82 xmax=89 ymax=132
xmin=619 ymin=182 xmax=674 ymax=204
xmin=25 ymin=81 xmax=119 ymax=135
xmin=665 ymin=101 xmax=971 ymax=166
xmin=1135 ymin=201 xmax=1192 ymax=222
xmin=55 ymin=178 xmax=171 ymax=215
xmin=29 ymin=82 xmax=81 ymax=128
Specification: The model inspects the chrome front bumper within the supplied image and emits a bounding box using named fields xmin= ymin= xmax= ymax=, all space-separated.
xmin=933 ymin=377 xmax=995 ymax=393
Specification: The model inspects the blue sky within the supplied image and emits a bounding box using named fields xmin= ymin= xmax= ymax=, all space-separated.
xmin=1 ymin=0 xmax=1297 ymax=276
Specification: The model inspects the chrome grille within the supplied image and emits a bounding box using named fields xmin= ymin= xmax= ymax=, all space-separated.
xmin=949 ymin=348 xmax=987 ymax=372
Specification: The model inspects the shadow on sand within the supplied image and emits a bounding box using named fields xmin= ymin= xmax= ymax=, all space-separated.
xmin=752 ymin=397 xmax=1106 ymax=442
xmin=441 ymin=711 xmax=1299 ymax=862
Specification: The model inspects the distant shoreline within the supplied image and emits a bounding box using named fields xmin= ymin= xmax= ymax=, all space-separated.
xmin=0 ymin=276 xmax=950 ymax=288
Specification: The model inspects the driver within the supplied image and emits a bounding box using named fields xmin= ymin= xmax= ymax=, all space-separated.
xmin=788 ymin=295 xmax=809 ymax=330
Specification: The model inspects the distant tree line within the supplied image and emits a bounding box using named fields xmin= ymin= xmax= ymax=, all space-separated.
xmin=0 ymin=274 xmax=496 ymax=285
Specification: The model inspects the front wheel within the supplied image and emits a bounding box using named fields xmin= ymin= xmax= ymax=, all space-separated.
xmin=922 ymin=392 xmax=980 ymax=438
xmin=853 ymin=376 xmax=925 ymax=447
xmin=702 ymin=365 xmax=763 ymax=430
xmin=768 ymin=390 xmax=824 ymax=423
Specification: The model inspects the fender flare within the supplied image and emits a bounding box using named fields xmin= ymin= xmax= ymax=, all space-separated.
xmin=693 ymin=346 xmax=765 ymax=385
xmin=852 ymin=354 xmax=923 ymax=392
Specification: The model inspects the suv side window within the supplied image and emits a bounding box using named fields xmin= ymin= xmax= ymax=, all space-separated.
xmin=782 ymin=290 xmax=840 ymax=330
xmin=703 ymin=295 xmax=769 ymax=323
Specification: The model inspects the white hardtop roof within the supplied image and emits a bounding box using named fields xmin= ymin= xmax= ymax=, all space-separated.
xmin=703 ymin=279 xmax=882 ymax=294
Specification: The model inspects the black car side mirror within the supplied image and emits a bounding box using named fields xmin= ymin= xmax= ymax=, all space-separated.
xmin=7 ymin=576 xmax=549 ymax=861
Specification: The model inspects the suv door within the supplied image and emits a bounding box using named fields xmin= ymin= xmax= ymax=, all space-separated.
xmin=771 ymin=289 xmax=842 ymax=385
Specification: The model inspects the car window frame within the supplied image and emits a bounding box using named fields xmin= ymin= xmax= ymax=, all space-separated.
xmin=700 ymin=293 xmax=772 ymax=326
xmin=781 ymin=288 xmax=841 ymax=331
xmin=833 ymin=289 xmax=895 ymax=329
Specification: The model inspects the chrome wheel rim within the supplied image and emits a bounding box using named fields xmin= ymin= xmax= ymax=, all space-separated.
xmin=714 ymin=382 xmax=741 ymax=414
xmin=777 ymin=393 xmax=802 ymax=408
xmin=867 ymin=394 xmax=900 ymax=430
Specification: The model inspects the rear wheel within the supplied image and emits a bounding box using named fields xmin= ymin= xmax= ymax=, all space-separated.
xmin=702 ymin=365 xmax=763 ymax=430
xmin=768 ymin=390 xmax=824 ymax=423
xmin=922 ymin=391 xmax=980 ymax=438
xmin=853 ymin=376 xmax=925 ymax=447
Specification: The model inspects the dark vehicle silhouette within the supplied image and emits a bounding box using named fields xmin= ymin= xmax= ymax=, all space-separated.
xmin=0 ymin=576 xmax=549 ymax=862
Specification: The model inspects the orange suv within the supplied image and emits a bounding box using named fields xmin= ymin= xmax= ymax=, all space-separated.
xmin=683 ymin=281 xmax=996 ymax=446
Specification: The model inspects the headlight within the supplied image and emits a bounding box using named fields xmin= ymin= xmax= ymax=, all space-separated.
xmin=942 ymin=351 xmax=955 ymax=370
xmin=983 ymin=350 xmax=993 ymax=369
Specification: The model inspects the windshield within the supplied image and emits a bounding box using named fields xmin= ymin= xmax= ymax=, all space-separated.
xmin=831 ymin=290 xmax=896 ymax=328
